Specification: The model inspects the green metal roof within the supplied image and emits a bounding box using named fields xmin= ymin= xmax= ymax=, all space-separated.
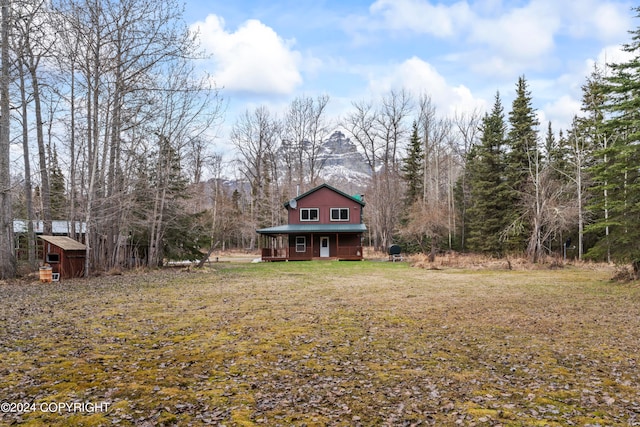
xmin=257 ymin=223 xmax=367 ymax=235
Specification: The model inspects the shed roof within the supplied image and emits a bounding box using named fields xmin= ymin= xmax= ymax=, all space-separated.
xmin=257 ymin=223 xmax=367 ymax=235
xmin=39 ymin=235 xmax=87 ymax=251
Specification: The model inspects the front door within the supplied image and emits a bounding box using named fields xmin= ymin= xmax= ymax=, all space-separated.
xmin=320 ymin=236 xmax=330 ymax=257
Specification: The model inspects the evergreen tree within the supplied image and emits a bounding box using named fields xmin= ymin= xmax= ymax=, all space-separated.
xmin=589 ymin=8 xmax=640 ymax=265
xmin=49 ymin=146 xmax=67 ymax=219
xmin=401 ymin=121 xmax=424 ymax=204
xmin=466 ymin=93 xmax=509 ymax=256
xmin=545 ymin=122 xmax=570 ymax=177
xmin=567 ymin=67 xmax=610 ymax=260
xmin=133 ymin=135 xmax=198 ymax=266
xmin=397 ymin=121 xmax=427 ymax=254
xmin=544 ymin=122 xmax=556 ymax=163
xmin=504 ymin=76 xmax=539 ymax=252
xmin=579 ymin=65 xmax=616 ymax=262
xmin=579 ymin=65 xmax=608 ymax=159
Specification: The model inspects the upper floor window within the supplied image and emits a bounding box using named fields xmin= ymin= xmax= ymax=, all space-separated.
xmin=300 ymin=208 xmax=319 ymax=221
xmin=330 ymin=208 xmax=349 ymax=221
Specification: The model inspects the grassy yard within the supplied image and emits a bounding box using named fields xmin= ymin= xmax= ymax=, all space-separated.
xmin=1 ymin=261 xmax=639 ymax=426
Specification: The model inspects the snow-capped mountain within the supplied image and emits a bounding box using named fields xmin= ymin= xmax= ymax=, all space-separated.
xmin=316 ymin=131 xmax=371 ymax=183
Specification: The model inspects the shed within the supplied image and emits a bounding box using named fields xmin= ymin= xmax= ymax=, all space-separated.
xmin=39 ymin=235 xmax=86 ymax=280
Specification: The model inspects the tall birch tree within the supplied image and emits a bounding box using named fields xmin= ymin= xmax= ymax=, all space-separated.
xmin=0 ymin=0 xmax=14 ymax=279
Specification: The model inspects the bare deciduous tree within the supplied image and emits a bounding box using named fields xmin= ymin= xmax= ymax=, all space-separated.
xmin=16 ymin=0 xmax=53 ymax=235
xmin=400 ymin=199 xmax=449 ymax=260
xmin=44 ymin=0 xmax=223 ymax=272
xmin=0 ymin=0 xmax=14 ymax=278
xmin=283 ymin=94 xmax=331 ymax=191
xmin=377 ymin=89 xmax=412 ymax=173
xmin=418 ymin=94 xmax=451 ymax=204
xmin=514 ymin=146 xmax=578 ymax=263
xmin=13 ymin=11 xmax=38 ymax=268
xmin=342 ymin=99 xmax=380 ymax=174
xmin=343 ymin=90 xmax=412 ymax=251
xmin=232 ymin=106 xmax=281 ymax=247
xmin=452 ymin=109 xmax=481 ymax=249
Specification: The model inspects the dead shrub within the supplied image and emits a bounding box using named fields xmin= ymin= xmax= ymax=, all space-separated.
xmin=611 ymin=264 xmax=639 ymax=283
xmin=409 ymin=252 xmax=574 ymax=271
xmin=107 ymin=267 xmax=123 ymax=276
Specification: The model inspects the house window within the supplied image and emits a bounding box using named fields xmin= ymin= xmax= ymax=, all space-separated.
xmin=295 ymin=236 xmax=306 ymax=252
xmin=300 ymin=208 xmax=319 ymax=221
xmin=330 ymin=208 xmax=349 ymax=221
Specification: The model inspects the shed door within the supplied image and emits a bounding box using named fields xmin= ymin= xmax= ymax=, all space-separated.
xmin=320 ymin=237 xmax=330 ymax=257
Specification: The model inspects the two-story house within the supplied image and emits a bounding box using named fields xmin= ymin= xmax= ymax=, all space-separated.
xmin=257 ymin=183 xmax=366 ymax=261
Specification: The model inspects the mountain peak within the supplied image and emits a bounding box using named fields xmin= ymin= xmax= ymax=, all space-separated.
xmin=318 ymin=130 xmax=371 ymax=187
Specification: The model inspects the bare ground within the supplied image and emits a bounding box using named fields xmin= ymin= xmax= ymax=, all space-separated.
xmin=1 ymin=261 xmax=639 ymax=426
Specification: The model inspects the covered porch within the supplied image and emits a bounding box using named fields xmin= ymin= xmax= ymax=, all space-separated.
xmin=257 ymin=224 xmax=366 ymax=261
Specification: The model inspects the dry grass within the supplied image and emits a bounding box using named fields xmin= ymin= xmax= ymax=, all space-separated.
xmin=1 ymin=261 xmax=639 ymax=426
xmin=408 ymin=252 xmax=617 ymax=272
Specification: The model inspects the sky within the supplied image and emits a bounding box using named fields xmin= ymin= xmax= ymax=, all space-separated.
xmin=185 ymin=0 xmax=637 ymax=154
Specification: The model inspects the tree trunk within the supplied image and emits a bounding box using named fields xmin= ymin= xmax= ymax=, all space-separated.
xmin=428 ymin=239 xmax=436 ymax=263
xmin=84 ymin=15 xmax=103 ymax=277
xmin=197 ymin=241 xmax=219 ymax=268
xmin=19 ymin=61 xmax=36 ymax=268
xmin=29 ymin=60 xmax=52 ymax=235
xmin=68 ymin=57 xmax=78 ymax=241
xmin=0 ymin=0 xmax=15 ymax=279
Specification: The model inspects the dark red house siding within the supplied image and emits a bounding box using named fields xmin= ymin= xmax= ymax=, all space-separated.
xmin=288 ymin=187 xmax=362 ymax=225
xmin=285 ymin=233 xmax=362 ymax=259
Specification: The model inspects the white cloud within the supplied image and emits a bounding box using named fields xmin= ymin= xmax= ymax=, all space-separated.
xmin=469 ymin=2 xmax=560 ymax=60
xmin=367 ymin=0 xmax=559 ymax=59
xmin=558 ymin=1 xmax=632 ymax=41
xmin=191 ymin=14 xmax=304 ymax=95
xmin=591 ymin=3 xmax=632 ymax=41
xmin=368 ymin=56 xmax=487 ymax=116
xmin=364 ymin=0 xmax=632 ymax=77
xmin=594 ymin=44 xmax=635 ymax=69
xmin=533 ymin=40 xmax=634 ymax=134
xmin=369 ymin=0 xmax=472 ymax=37
xmin=541 ymin=95 xmax=582 ymax=132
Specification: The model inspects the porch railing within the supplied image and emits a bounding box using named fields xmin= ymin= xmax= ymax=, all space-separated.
xmin=261 ymin=247 xmax=288 ymax=259
xmin=337 ymin=246 xmax=363 ymax=259
xmin=262 ymin=246 xmax=363 ymax=260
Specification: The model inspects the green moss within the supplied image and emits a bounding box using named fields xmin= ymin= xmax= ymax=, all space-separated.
xmin=467 ymin=407 xmax=499 ymax=418
xmin=156 ymin=410 xmax=178 ymax=424
xmin=229 ymin=408 xmax=255 ymax=425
